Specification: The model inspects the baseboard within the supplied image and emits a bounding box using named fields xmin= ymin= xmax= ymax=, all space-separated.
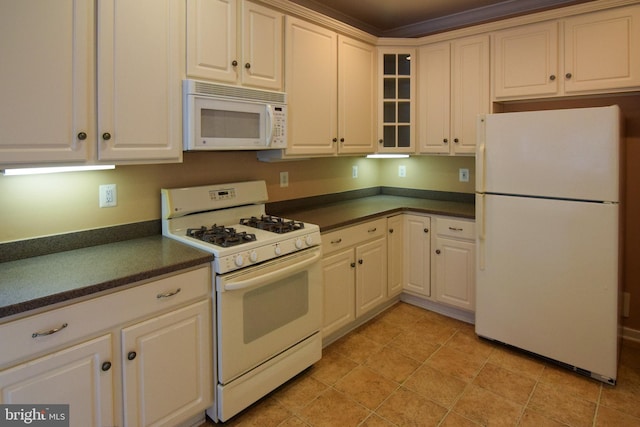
xmin=622 ymin=326 xmax=640 ymax=343
xmin=400 ymin=293 xmax=476 ymax=325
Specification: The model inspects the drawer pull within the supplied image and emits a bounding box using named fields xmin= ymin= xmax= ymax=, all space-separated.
xmin=368 ymin=228 xmax=377 ymax=233
xmin=448 ymin=227 xmax=463 ymax=232
xmin=127 ymin=351 xmax=137 ymax=361
xmin=32 ymin=322 xmax=68 ymax=338
xmin=157 ymin=288 xmax=181 ymax=299
xmin=330 ymin=238 xmax=342 ymax=244
xmin=101 ymin=361 xmax=112 ymax=372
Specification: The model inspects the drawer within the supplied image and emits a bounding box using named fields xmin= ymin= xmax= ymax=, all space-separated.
xmin=0 ymin=266 xmax=210 ymax=368
xmin=322 ymin=218 xmax=387 ymax=255
xmin=435 ymin=218 xmax=475 ymax=240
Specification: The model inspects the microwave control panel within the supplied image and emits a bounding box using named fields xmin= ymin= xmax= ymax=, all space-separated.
xmin=271 ymin=105 xmax=287 ymax=149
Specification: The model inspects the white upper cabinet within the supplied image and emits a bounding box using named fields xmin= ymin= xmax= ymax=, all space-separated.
xmin=284 ymin=17 xmax=376 ymax=156
xmin=98 ymin=0 xmax=183 ymax=162
xmin=187 ymin=0 xmax=283 ymax=90
xmin=0 ymin=0 xmax=93 ymax=166
xmin=417 ymin=35 xmax=488 ymax=155
xmin=493 ymin=4 xmax=640 ymax=99
xmin=0 ymin=0 xmax=183 ymax=167
xmin=377 ymin=49 xmax=416 ymax=153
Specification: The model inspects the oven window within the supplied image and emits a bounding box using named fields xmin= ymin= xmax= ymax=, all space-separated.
xmin=201 ymin=109 xmax=260 ymax=139
xmin=243 ymin=271 xmax=309 ymax=344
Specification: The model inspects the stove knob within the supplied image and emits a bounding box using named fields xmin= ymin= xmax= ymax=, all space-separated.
xmin=295 ymin=238 xmax=303 ymax=249
xmin=249 ymin=250 xmax=258 ymax=263
xmin=305 ymin=235 xmax=314 ymax=246
xmin=234 ymin=254 xmax=244 ymax=267
xmin=274 ymin=244 xmax=282 ymax=255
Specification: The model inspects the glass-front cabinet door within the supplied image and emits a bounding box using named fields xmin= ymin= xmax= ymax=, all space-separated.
xmin=377 ymin=48 xmax=415 ymax=153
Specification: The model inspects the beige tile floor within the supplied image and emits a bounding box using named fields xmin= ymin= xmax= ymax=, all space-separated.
xmin=205 ymin=302 xmax=640 ymax=426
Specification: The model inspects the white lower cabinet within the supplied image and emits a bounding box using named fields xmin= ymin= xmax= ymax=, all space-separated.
xmin=321 ymin=219 xmax=387 ymax=338
xmin=0 ymin=266 xmax=212 ymax=427
xmin=0 ymin=335 xmax=115 ymax=426
xmin=403 ymin=214 xmax=432 ymax=296
xmin=386 ymin=215 xmax=404 ymax=297
xmin=433 ymin=217 xmax=476 ymax=311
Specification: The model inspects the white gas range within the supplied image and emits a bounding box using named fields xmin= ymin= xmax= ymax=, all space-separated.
xmin=161 ymin=181 xmax=323 ymax=422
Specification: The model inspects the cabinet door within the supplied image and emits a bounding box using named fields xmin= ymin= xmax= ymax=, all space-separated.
xmin=387 ymin=215 xmax=404 ymax=297
xmin=97 ymin=0 xmax=182 ymax=162
xmin=451 ymin=35 xmax=489 ymax=155
xmin=186 ymin=0 xmax=238 ymax=83
xmin=563 ymin=5 xmax=640 ymax=93
xmin=492 ymin=21 xmax=559 ymax=98
xmin=0 ymin=335 xmax=115 ymax=427
xmin=417 ymin=42 xmax=450 ymax=154
xmin=122 ymin=300 xmax=212 ymax=427
xmin=241 ymin=0 xmax=283 ymax=90
xmin=0 ymin=0 xmax=93 ymax=166
xmin=434 ymin=238 xmax=475 ymax=311
xmin=403 ymin=215 xmax=431 ymax=296
xmin=285 ymin=17 xmax=337 ymax=156
xmin=322 ymin=249 xmax=356 ymax=337
xmin=378 ymin=50 xmax=415 ymax=153
xmin=338 ymin=36 xmax=377 ymax=154
xmin=355 ymin=237 xmax=387 ymax=317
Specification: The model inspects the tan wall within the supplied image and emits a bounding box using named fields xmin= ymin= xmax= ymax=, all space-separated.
xmin=0 ymin=153 xmax=471 ymax=242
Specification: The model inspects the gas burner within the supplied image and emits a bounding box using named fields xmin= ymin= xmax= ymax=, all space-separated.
xmin=240 ymin=215 xmax=305 ymax=234
xmin=186 ymin=225 xmax=257 ymax=247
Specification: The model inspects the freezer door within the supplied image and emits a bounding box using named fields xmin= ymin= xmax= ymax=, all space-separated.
xmin=479 ymin=105 xmax=620 ymax=202
xmin=475 ymin=194 xmax=619 ymax=381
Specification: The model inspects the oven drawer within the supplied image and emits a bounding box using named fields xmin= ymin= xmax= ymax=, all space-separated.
xmin=0 ymin=266 xmax=210 ymax=368
xmin=435 ymin=218 xmax=475 ymax=240
xmin=322 ymin=218 xmax=386 ymax=255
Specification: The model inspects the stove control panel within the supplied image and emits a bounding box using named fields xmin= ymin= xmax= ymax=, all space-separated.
xmin=215 ymin=230 xmax=321 ymax=274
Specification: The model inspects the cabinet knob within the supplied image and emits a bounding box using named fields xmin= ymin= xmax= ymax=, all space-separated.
xmin=358 ymin=259 xmax=363 ymax=265
xmin=389 ymin=228 xmax=394 ymax=234
xmin=565 ymin=72 xmax=572 ymax=79
xmin=435 ymin=249 xmax=441 ymax=255
xmin=101 ymin=361 xmax=112 ymax=372
xmin=350 ymin=262 xmax=356 ymax=268
xmin=454 ymin=138 xmax=459 ymax=143
xmin=245 ymin=62 xmax=251 ymax=69
xmin=340 ymin=138 xmax=345 ymax=143
xmin=424 ymin=228 xmax=429 ymax=233
xmin=232 ymin=60 xmax=238 ymax=67
xmin=378 ymin=139 xmax=384 ymax=144
xmin=332 ymin=138 xmax=338 ymax=143
xmin=443 ymin=138 xmax=448 ymax=143
xmin=102 ymin=132 xmax=111 ymax=141
xmin=127 ymin=351 xmax=137 ymax=361
xmin=549 ymin=74 xmax=556 ymax=81
xmin=77 ymin=132 xmax=87 ymax=141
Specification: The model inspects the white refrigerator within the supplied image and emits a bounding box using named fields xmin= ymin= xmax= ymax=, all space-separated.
xmin=475 ymin=105 xmax=621 ymax=384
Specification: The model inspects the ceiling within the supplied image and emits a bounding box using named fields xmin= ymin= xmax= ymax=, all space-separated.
xmin=287 ymin=0 xmax=592 ymax=37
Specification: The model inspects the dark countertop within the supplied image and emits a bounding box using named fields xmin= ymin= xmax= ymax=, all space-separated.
xmin=0 ymin=236 xmax=213 ymax=321
xmin=272 ymin=195 xmax=475 ymax=232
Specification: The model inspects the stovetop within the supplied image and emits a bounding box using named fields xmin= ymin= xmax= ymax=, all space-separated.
xmin=161 ymin=181 xmax=320 ymax=274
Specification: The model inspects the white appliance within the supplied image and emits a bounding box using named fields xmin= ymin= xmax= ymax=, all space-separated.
xmin=183 ymin=79 xmax=287 ymax=151
xmin=475 ymin=105 xmax=622 ymax=384
xmin=161 ymin=181 xmax=322 ymax=422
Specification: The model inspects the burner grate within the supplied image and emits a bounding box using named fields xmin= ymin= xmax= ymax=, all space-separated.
xmin=240 ymin=215 xmax=305 ymax=234
xmin=186 ymin=225 xmax=257 ymax=247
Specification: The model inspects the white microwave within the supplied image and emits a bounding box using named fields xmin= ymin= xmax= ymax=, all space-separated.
xmin=183 ymin=80 xmax=287 ymax=151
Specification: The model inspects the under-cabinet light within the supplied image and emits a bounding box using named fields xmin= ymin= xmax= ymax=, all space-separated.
xmin=365 ymin=154 xmax=410 ymax=159
xmin=2 ymin=165 xmax=116 ymax=176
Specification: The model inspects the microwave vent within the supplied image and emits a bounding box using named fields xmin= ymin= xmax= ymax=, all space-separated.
xmin=192 ymin=80 xmax=286 ymax=104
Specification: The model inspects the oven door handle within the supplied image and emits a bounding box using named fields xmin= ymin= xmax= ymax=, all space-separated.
xmin=222 ymin=250 xmax=321 ymax=292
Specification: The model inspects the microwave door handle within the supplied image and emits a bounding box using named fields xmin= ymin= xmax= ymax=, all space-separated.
xmin=222 ymin=250 xmax=321 ymax=292
xmin=266 ymin=104 xmax=274 ymax=146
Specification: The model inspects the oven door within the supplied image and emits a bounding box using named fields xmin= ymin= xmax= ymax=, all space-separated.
xmin=216 ymin=247 xmax=322 ymax=384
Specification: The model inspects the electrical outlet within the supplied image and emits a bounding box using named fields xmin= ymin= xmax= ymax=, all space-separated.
xmin=279 ymin=171 xmax=289 ymax=188
xmin=398 ymin=165 xmax=406 ymax=177
xmin=99 ymin=184 xmax=117 ymax=208
xmin=352 ymin=165 xmax=358 ymax=178
xmin=459 ymin=168 xmax=469 ymax=182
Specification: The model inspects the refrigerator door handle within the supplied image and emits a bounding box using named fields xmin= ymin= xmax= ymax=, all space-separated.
xmin=477 ymin=193 xmax=486 ymax=271
xmin=476 ymin=116 xmax=486 ymax=193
